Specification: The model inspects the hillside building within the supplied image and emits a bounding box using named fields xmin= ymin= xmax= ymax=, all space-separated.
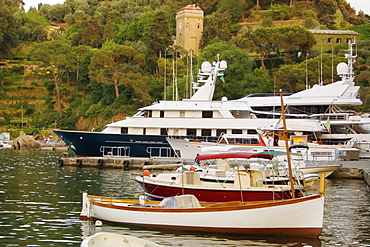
xmin=175 ymin=4 xmax=204 ymax=56
xmin=310 ymin=30 xmax=359 ymax=52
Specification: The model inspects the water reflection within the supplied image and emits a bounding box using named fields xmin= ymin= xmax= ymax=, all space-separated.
xmin=0 ymin=149 xmax=369 ymax=246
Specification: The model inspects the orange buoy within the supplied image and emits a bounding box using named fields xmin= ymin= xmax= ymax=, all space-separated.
xmin=143 ymin=170 xmax=150 ymax=176
xmin=190 ymin=166 xmax=196 ymax=171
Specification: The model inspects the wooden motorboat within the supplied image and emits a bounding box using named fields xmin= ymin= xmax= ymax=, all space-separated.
xmin=79 ymin=190 xmax=325 ymax=238
xmin=80 ymin=232 xmax=162 ymax=247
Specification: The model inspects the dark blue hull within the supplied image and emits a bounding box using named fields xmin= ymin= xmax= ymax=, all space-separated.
xmin=53 ymin=130 xmax=173 ymax=158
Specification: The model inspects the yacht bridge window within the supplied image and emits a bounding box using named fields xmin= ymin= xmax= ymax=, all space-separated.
xmin=230 ymin=110 xmax=250 ymax=118
xmin=202 ymin=111 xmax=213 ymax=118
xmin=121 ymin=127 xmax=128 ymax=134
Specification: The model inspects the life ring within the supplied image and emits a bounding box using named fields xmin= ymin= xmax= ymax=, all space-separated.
xmin=98 ymin=159 xmax=104 ymax=166
xmin=76 ymin=159 xmax=82 ymax=167
xmin=58 ymin=159 xmax=64 ymax=166
xmin=123 ymin=160 xmax=130 ymax=168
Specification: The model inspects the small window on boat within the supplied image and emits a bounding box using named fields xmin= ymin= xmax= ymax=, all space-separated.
xmin=121 ymin=127 xmax=128 ymax=134
xmin=248 ymin=129 xmax=258 ymax=134
xmin=160 ymin=128 xmax=167 ymax=136
xmin=160 ymin=111 xmax=164 ymax=118
xmin=216 ymin=129 xmax=227 ymax=136
xmin=251 ymin=139 xmax=259 ymax=145
xmin=201 ymin=129 xmax=211 ymax=137
xmin=187 ymin=129 xmax=197 ymax=136
xmin=143 ymin=128 xmax=146 ymax=135
xmin=232 ymin=129 xmax=242 ymax=134
xmin=148 ymin=110 xmax=152 ymax=118
xmin=202 ymin=111 xmax=213 ymax=118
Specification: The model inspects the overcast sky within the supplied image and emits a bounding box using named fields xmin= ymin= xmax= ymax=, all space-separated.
xmin=23 ymin=0 xmax=370 ymax=15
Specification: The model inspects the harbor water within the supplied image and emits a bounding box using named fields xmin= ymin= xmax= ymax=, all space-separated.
xmin=0 ymin=149 xmax=369 ymax=246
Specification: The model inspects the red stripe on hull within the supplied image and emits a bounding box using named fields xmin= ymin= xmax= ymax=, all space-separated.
xmin=137 ymin=181 xmax=301 ymax=202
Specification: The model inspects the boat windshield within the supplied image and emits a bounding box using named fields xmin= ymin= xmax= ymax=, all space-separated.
xmin=133 ymin=111 xmax=145 ymax=117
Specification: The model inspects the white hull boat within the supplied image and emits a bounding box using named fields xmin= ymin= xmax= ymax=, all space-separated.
xmin=80 ymin=192 xmax=325 ymax=238
xmin=81 ymin=232 xmax=162 ymax=247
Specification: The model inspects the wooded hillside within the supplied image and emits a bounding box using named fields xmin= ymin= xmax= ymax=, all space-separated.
xmin=0 ymin=0 xmax=369 ymax=138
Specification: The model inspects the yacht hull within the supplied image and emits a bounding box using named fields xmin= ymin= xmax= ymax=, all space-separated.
xmin=54 ymin=130 xmax=171 ymax=157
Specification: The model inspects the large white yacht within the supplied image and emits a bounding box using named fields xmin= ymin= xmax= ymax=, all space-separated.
xmin=54 ymin=43 xmax=370 ymax=158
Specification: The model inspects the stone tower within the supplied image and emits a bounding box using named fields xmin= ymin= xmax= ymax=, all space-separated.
xmin=176 ymin=4 xmax=204 ymax=55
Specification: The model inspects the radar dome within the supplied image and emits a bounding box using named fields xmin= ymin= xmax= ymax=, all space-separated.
xmin=337 ymin=62 xmax=348 ymax=75
xmin=201 ymin=61 xmax=212 ymax=73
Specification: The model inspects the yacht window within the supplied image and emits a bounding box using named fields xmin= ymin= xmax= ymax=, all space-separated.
xmin=160 ymin=111 xmax=164 ymax=118
xmin=187 ymin=129 xmax=197 ymax=136
xmin=121 ymin=127 xmax=128 ymax=134
xmin=160 ymin=128 xmax=167 ymax=135
xmin=248 ymin=129 xmax=258 ymax=134
xmin=202 ymin=111 xmax=213 ymax=118
xmin=232 ymin=129 xmax=243 ymax=134
xmin=143 ymin=128 xmax=146 ymax=135
xmin=231 ymin=110 xmax=250 ymax=118
xmin=217 ymin=129 xmax=227 ymax=136
xmin=201 ymin=129 xmax=211 ymax=137
xmin=251 ymin=139 xmax=259 ymax=145
xmin=148 ymin=110 xmax=152 ymax=118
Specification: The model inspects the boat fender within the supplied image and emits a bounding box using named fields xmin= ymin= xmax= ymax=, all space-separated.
xmin=98 ymin=159 xmax=104 ymax=166
xmin=143 ymin=170 xmax=150 ymax=176
xmin=58 ymin=159 xmax=64 ymax=166
xmin=123 ymin=160 xmax=130 ymax=168
xmin=76 ymin=159 xmax=82 ymax=167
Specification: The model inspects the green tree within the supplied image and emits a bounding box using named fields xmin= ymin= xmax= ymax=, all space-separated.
xmin=273 ymin=53 xmax=343 ymax=92
xmin=19 ymin=9 xmax=49 ymax=42
xmin=0 ymin=0 xmax=20 ymax=59
xmin=237 ymin=27 xmax=276 ymax=76
xmin=216 ymin=0 xmax=245 ymax=23
xmin=43 ymin=3 xmax=71 ymax=22
xmin=64 ymin=16 xmax=102 ymax=47
xmin=89 ymin=42 xmax=145 ymax=98
xmin=29 ymin=40 xmax=76 ymax=116
xmin=274 ymin=25 xmax=316 ymax=64
xmin=142 ymin=10 xmax=173 ymax=58
xmin=201 ymin=12 xmax=233 ymax=47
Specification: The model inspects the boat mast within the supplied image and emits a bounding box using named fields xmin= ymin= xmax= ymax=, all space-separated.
xmin=279 ymin=89 xmax=295 ymax=199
